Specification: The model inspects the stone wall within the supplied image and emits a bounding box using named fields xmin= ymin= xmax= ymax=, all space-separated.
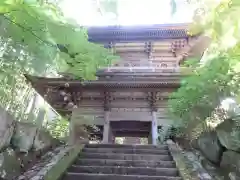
xmin=17 ymin=145 xmax=83 ymax=180
xmin=0 ymin=107 xmax=60 ymax=179
xmin=191 ymin=118 xmax=240 ymax=179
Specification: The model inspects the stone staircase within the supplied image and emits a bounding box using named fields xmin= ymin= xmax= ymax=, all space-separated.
xmin=60 ymin=144 xmax=182 ymax=180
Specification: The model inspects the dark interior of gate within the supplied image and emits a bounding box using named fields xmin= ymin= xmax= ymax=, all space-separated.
xmin=111 ymin=121 xmax=151 ymax=144
xmin=25 ymin=24 xmax=209 ymax=145
xmin=85 ymin=121 xmax=152 ymax=144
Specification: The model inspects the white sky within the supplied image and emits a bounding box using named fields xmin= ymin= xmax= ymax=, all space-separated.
xmin=60 ymin=0 xmax=195 ymax=26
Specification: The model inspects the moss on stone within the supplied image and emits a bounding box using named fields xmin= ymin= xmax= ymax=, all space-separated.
xmin=0 ymin=148 xmax=21 ymax=179
xmin=168 ymin=149 xmax=196 ymax=179
xmin=167 ymin=140 xmax=212 ymax=180
xmin=44 ymin=145 xmax=84 ymax=180
xmin=174 ymin=154 xmax=199 ymax=180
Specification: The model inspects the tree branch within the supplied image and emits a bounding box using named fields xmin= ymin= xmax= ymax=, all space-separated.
xmin=2 ymin=15 xmax=56 ymax=48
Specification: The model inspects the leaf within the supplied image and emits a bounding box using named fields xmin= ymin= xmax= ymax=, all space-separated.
xmin=170 ymin=0 xmax=177 ymax=16
xmin=0 ymin=0 xmax=119 ymax=134
xmin=99 ymin=0 xmax=118 ymax=14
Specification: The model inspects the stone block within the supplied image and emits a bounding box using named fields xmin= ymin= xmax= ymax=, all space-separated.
xmin=221 ymin=150 xmax=240 ymax=173
xmin=85 ymin=144 xmax=168 ymax=150
xmin=33 ymin=128 xmax=58 ymax=151
xmin=68 ymin=166 xmax=178 ymax=176
xmin=0 ymin=107 xmax=15 ymax=151
xmin=82 ymin=147 xmax=169 ymax=155
xmin=80 ymin=152 xmax=171 ymax=161
xmin=63 ymin=173 xmax=182 ymax=180
xmin=197 ymin=131 xmax=223 ymax=164
xmin=0 ymin=148 xmax=21 ymax=179
xmin=216 ymin=119 xmax=240 ymax=152
xmin=229 ymin=172 xmax=240 ymax=180
xmin=12 ymin=121 xmax=38 ymax=152
xmin=75 ymin=159 xmax=175 ymax=168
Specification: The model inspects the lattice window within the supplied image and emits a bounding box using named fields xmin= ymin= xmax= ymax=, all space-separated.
xmin=160 ymin=63 xmax=168 ymax=68
xmin=171 ymin=39 xmax=188 ymax=53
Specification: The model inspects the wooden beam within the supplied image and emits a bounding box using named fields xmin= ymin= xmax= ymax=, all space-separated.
xmin=112 ymin=129 xmax=150 ymax=132
xmin=114 ymin=131 xmax=149 ymax=137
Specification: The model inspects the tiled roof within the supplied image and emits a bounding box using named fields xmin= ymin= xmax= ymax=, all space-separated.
xmin=87 ymin=24 xmax=190 ymax=42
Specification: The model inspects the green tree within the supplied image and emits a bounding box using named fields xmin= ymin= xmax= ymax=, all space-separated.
xmin=0 ymin=0 xmax=118 ymax=137
xmin=168 ymin=0 xmax=240 ymax=139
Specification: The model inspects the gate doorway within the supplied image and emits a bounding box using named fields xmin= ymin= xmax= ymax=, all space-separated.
xmin=110 ymin=121 xmax=151 ymax=144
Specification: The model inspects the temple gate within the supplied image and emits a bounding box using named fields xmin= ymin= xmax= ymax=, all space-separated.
xmin=26 ymin=24 xmax=209 ymax=145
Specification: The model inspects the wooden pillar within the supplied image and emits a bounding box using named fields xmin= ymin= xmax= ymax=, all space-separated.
xmin=102 ymin=111 xmax=110 ymax=143
xmin=148 ymin=133 xmax=152 ymax=144
xmin=111 ymin=132 xmax=115 ymax=143
xmin=109 ymin=127 xmax=115 ymax=144
xmin=149 ymin=91 xmax=158 ymax=145
xmin=151 ymin=111 xmax=158 ymax=145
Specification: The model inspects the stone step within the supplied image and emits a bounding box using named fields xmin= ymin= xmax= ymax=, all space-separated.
xmin=79 ymin=152 xmax=172 ymax=161
xmin=85 ymin=144 xmax=168 ymax=150
xmin=62 ymin=173 xmax=181 ymax=180
xmin=75 ymin=159 xmax=176 ymax=168
xmin=83 ymin=148 xmax=170 ymax=155
xmin=69 ymin=165 xmax=179 ymax=176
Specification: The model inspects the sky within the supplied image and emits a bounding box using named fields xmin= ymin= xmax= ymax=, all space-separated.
xmin=60 ymin=0 xmax=195 ymax=26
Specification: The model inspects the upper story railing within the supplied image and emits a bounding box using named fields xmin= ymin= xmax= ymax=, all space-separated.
xmin=104 ymin=66 xmax=180 ymax=73
xmin=98 ymin=66 xmax=193 ymax=74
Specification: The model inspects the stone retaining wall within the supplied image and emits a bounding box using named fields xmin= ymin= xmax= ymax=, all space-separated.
xmin=0 ymin=106 xmax=60 ymax=179
xmin=194 ymin=118 xmax=240 ymax=179
xmin=167 ymin=140 xmax=212 ymax=180
xmin=17 ymin=145 xmax=83 ymax=180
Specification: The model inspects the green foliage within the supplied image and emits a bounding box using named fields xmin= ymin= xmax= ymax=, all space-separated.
xmin=93 ymin=0 xmax=119 ymax=23
xmin=0 ymin=0 xmax=118 ymax=79
xmin=0 ymin=0 xmax=118 ymax=139
xmin=99 ymin=0 xmax=118 ymax=15
xmin=46 ymin=116 xmax=69 ymax=139
xmin=181 ymin=57 xmax=200 ymax=68
xmin=158 ymin=124 xmax=186 ymax=144
xmin=170 ymin=0 xmax=177 ymax=16
xmin=169 ymin=54 xmax=239 ymax=137
xmin=168 ymin=0 xmax=240 ymax=138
